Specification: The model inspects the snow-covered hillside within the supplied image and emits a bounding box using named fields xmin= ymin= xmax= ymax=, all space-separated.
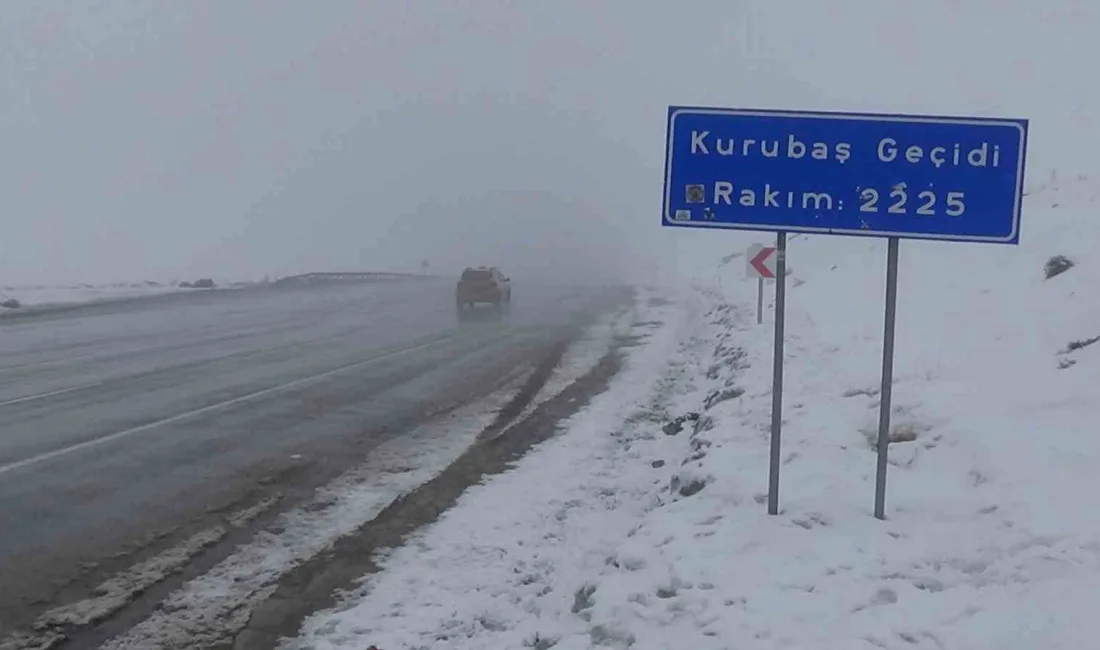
xmin=288 ymin=177 xmax=1100 ymax=649
xmin=0 ymin=283 xmax=184 ymax=310
xmin=0 ymin=279 xmax=261 ymax=311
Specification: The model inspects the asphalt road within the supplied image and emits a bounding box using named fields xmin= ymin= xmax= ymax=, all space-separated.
xmin=0 ymin=278 xmax=612 ymax=631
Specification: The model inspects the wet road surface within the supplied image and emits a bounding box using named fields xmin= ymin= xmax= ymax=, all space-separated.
xmin=0 ymin=278 xmax=613 ymax=632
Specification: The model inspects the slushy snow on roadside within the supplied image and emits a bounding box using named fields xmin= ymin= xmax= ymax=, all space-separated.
xmin=94 ymin=309 xmax=629 ymax=650
xmin=290 ymin=177 xmax=1100 ymax=649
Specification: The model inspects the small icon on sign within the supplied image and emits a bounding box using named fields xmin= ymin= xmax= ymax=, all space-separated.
xmin=685 ymin=184 xmax=705 ymax=204
xmin=703 ymin=207 xmax=715 ymax=220
xmin=674 ymin=209 xmax=692 ymax=221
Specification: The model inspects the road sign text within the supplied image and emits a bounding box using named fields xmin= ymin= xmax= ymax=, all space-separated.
xmin=663 ymin=108 xmax=1028 ymax=244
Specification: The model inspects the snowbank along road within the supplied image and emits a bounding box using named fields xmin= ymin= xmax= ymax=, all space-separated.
xmin=287 ymin=178 xmax=1100 ymax=650
xmin=0 ymin=277 xmax=631 ymax=649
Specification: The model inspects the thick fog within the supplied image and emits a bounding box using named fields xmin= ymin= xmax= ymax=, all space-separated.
xmin=2 ymin=1 xmax=1096 ymax=286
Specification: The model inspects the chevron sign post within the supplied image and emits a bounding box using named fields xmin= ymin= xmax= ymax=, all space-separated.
xmin=747 ymin=244 xmax=778 ymax=325
xmin=746 ymin=244 xmax=777 ymax=279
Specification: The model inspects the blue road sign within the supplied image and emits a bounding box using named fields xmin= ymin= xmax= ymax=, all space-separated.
xmin=662 ymin=107 xmax=1028 ymax=244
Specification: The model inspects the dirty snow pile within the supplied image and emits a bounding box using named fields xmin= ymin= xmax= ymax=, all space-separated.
xmin=290 ymin=177 xmax=1100 ymax=650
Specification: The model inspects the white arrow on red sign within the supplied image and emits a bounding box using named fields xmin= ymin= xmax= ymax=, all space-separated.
xmin=746 ymin=244 xmax=777 ymax=279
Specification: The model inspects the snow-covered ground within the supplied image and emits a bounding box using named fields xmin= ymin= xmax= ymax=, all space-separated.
xmin=288 ymin=176 xmax=1100 ymax=649
xmin=0 ymin=279 xmax=268 ymax=311
xmin=0 ymin=283 xmax=187 ymax=309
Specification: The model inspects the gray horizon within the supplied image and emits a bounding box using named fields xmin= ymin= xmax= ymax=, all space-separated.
xmin=2 ymin=1 xmax=1092 ymax=287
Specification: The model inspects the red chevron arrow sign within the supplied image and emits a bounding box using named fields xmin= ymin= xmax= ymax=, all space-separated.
xmin=746 ymin=244 xmax=777 ymax=279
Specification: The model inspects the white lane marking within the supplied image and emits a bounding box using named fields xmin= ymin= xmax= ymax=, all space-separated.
xmin=0 ymin=332 xmax=368 ymax=408
xmin=0 ymin=328 xmax=381 ymax=402
xmin=0 ymin=353 xmax=98 ymax=375
xmin=0 ymin=336 xmax=450 ymax=478
xmin=0 ymin=382 xmax=104 ymax=407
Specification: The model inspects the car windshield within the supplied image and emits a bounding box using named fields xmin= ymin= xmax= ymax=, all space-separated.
xmin=462 ymin=269 xmax=492 ymax=281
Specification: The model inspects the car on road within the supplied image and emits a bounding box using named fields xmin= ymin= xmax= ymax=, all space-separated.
xmin=456 ymin=267 xmax=511 ymax=315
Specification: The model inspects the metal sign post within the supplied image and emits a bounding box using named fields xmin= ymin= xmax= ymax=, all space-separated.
xmin=756 ymin=277 xmax=764 ymax=325
xmin=662 ymin=106 xmax=1028 ymax=519
xmin=768 ymin=232 xmax=787 ymax=515
xmin=874 ymin=237 xmax=900 ymax=519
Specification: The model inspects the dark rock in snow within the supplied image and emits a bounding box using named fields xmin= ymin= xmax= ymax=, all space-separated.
xmin=692 ymin=415 xmax=716 ymax=436
xmin=705 ymin=387 xmax=744 ymax=411
xmin=678 ymin=478 xmax=708 ymax=497
xmin=662 ymin=419 xmax=684 ymax=436
xmin=662 ymin=412 xmax=701 ymax=436
xmin=1044 ymin=254 xmax=1074 ymax=279
xmin=1064 ymin=335 xmax=1100 ymax=353
xmin=669 ymin=472 xmax=709 ymax=497
xmin=571 ymin=583 xmax=597 ymax=615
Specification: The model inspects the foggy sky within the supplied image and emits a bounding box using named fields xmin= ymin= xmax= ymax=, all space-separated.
xmin=2 ymin=1 xmax=1096 ymax=286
